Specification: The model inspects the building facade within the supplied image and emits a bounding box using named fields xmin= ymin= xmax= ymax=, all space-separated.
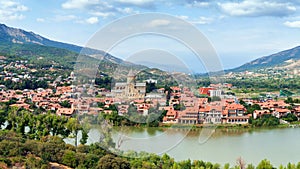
xmin=111 ymin=70 xmax=146 ymax=100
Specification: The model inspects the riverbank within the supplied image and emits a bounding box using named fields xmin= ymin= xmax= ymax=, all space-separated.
xmin=158 ymin=122 xmax=299 ymax=130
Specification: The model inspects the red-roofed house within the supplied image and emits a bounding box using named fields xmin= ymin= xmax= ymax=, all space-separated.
xmin=56 ymin=108 xmax=74 ymax=117
xmin=253 ymin=110 xmax=271 ymax=119
xmin=199 ymin=87 xmax=215 ymax=96
xmin=178 ymin=106 xmax=199 ymax=124
xmin=222 ymin=103 xmax=249 ymax=124
xmin=293 ymin=106 xmax=300 ymax=120
xmin=163 ymin=107 xmax=178 ymax=123
xmin=273 ymin=108 xmax=291 ymax=118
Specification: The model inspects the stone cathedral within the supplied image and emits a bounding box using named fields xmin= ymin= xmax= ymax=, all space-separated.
xmin=111 ymin=70 xmax=146 ymax=100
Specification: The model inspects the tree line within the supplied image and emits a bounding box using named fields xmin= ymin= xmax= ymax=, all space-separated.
xmin=0 ymin=130 xmax=299 ymax=168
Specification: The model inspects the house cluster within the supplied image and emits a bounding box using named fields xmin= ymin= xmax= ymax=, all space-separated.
xmin=0 ymin=68 xmax=168 ymax=118
xmin=0 ymin=86 xmax=75 ymax=115
xmin=0 ymin=59 xmax=63 ymax=85
xmin=0 ymin=60 xmax=32 ymax=83
xmin=1 ymin=57 xmax=299 ymax=126
xmin=162 ymin=87 xmax=250 ymax=125
xmin=243 ymin=99 xmax=300 ymax=120
xmin=199 ymin=83 xmax=233 ymax=97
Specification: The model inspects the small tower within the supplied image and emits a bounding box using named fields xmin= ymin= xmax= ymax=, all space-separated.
xmin=127 ymin=69 xmax=135 ymax=84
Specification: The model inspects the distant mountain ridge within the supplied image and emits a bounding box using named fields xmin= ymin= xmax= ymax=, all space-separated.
xmin=229 ymin=46 xmax=300 ymax=72
xmin=0 ymin=23 xmax=132 ymax=66
xmin=0 ymin=23 xmax=179 ymax=82
xmin=1 ymin=23 xmax=300 ymax=74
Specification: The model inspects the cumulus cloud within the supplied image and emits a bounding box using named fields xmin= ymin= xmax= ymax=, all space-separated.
xmin=186 ymin=1 xmax=210 ymax=8
xmin=62 ymin=0 xmax=101 ymax=9
xmin=218 ymin=0 xmax=296 ymax=17
xmin=0 ymin=0 xmax=28 ymax=21
xmin=117 ymin=7 xmax=139 ymax=14
xmin=90 ymin=11 xmax=115 ymax=18
xmin=284 ymin=21 xmax=300 ymax=28
xmin=86 ymin=16 xmax=99 ymax=24
xmin=61 ymin=0 xmax=141 ymax=21
xmin=191 ymin=16 xmax=214 ymax=25
xmin=177 ymin=15 xmax=189 ymax=20
xmin=115 ymin=0 xmax=155 ymax=8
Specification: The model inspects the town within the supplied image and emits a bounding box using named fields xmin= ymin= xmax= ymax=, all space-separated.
xmin=1 ymin=58 xmax=300 ymax=127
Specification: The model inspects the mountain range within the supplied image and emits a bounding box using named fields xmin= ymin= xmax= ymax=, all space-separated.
xmin=230 ymin=45 xmax=300 ymax=72
xmin=0 ymin=23 xmax=138 ymax=67
xmin=0 ymin=23 xmax=300 ymax=74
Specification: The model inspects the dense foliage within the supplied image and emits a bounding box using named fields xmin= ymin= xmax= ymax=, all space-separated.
xmin=0 ymin=129 xmax=299 ymax=169
xmin=197 ymin=77 xmax=300 ymax=93
xmin=0 ymin=78 xmax=48 ymax=90
xmin=250 ymin=114 xmax=280 ymax=127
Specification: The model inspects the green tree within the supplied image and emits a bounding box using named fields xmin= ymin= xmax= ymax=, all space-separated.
xmin=97 ymin=154 xmax=130 ymax=169
xmin=60 ymin=100 xmax=71 ymax=108
xmin=247 ymin=164 xmax=255 ymax=169
xmin=80 ymin=129 xmax=89 ymax=145
xmin=62 ymin=150 xmax=77 ymax=168
xmin=25 ymin=154 xmax=45 ymax=169
xmin=224 ymin=163 xmax=230 ymax=169
xmin=247 ymin=104 xmax=261 ymax=115
xmin=256 ymin=159 xmax=273 ymax=169
xmin=66 ymin=118 xmax=81 ymax=147
xmin=282 ymin=113 xmax=298 ymax=122
xmin=0 ymin=109 xmax=7 ymax=127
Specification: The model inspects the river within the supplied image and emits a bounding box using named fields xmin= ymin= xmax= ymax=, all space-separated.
xmin=65 ymin=127 xmax=300 ymax=166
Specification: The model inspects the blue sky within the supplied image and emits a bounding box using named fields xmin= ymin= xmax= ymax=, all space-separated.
xmin=1 ymin=0 xmax=300 ymax=72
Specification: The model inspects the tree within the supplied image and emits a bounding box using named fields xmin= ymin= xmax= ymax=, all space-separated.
xmin=246 ymin=164 xmax=255 ymax=169
xmin=178 ymin=159 xmax=191 ymax=169
xmin=38 ymin=136 xmax=66 ymax=162
xmin=62 ymin=150 xmax=77 ymax=168
xmin=285 ymin=97 xmax=294 ymax=104
xmin=256 ymin=159 xmax=273 ymax=169
xmin=97 ymin=154 xmax=130 ymax=169
xmin=247 ymin=104 xmax=261 ymax=115
xmin=0 ymin=109 xmax=7 ymax=128
xmin=282 ymin=113 xmax=298 ymax=122
xmin=25 ymin=154 xmax=45 ymax=169
xmin=60 ymin=100 xmax=71 ymax=108
xmin=66 ymin=118 xmax=81 ymax=147
xmin=6 ymin=106 xmax=19 ymax=131
xmin=80 ymin=129 xmax=89 ymax=145
xmin=224 ymin=163 xmax=230 ymax=169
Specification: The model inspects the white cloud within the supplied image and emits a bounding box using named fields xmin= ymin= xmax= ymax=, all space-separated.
xmin=117 ymin=7 xmax=139 ymax=14
xmin=0 ymin=0 xmax=28 ymax=21
xmin=60 ymin=0 xmax=158 ymax=22
xmin=90 ymin=11 xmax=115 ymax=18
xmin=86 ymin=17 xmax=99 ymax=24
xmin=284 ymin=21 xmax=300 ymax=28
xmin=62 ymin=0 xmax=101 ymax=9
xmin=191 ymin=16 xmax=213 ymax=25
xmin=218 ymin=0 xmax=296 ymax=17
xmin=115 ymin=0 xmax=155 ymax=8
xmin=62 ymin=0 xmax=117 ymax=20
xmin=148 ymin=19 xmax=171 ymax=27
xmin=176 ymin=15 xmax=213 ymax=25
xmin=177 ymin=15 xmax=189 ymax=20
xmin=187 ymin=1 xmax=210 ymax=8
